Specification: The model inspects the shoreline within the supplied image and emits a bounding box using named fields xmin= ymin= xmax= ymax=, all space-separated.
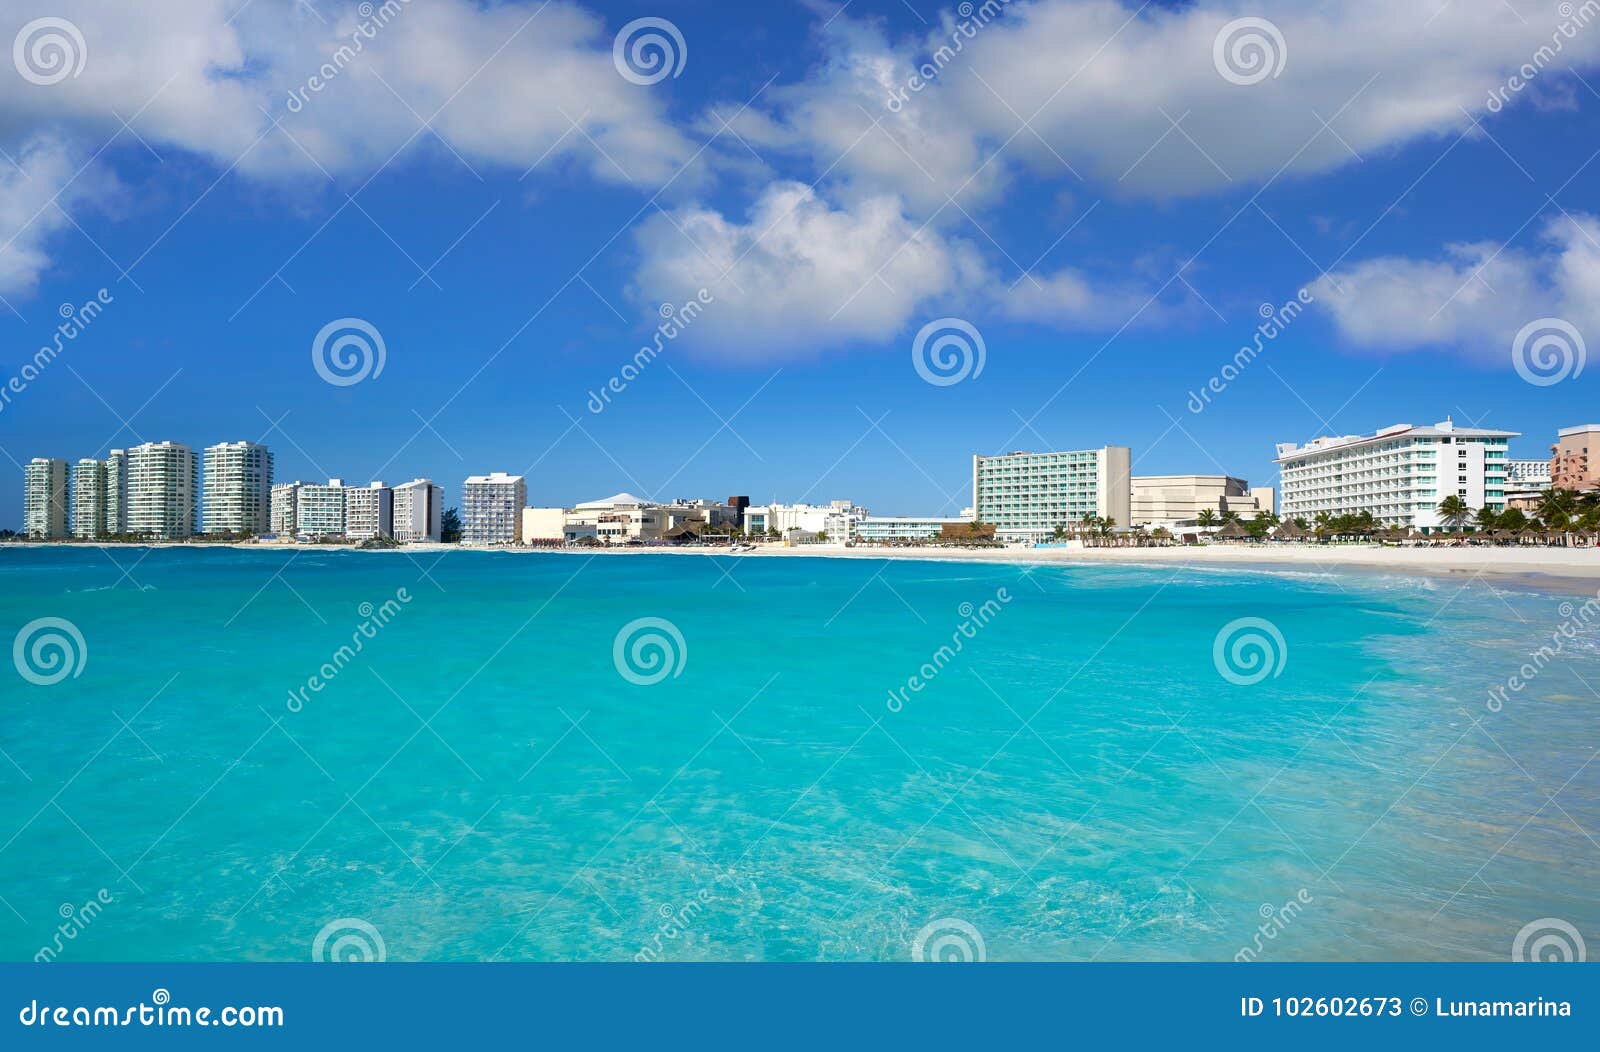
xmin=7 ymin=539 xmax=1600 ymax=595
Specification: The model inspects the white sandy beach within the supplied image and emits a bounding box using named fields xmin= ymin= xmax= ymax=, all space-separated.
xmin=15 ymin=539 xmax=1599 ymax=593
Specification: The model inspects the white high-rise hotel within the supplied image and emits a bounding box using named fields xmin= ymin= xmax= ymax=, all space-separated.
xmin=462 ymin=472 xmax=526 ymax=545
xmin=202 ymin=441 xmax=273 ymax=535
xmin=23 ymin=457 xmax=68 ymax=539
xmin=1276 ymin=419 xmax=1514 ymax=531
xmin=973 ymin=447 xmax=1132 ymax=543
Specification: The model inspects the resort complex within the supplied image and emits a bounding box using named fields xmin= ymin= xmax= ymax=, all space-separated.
xmin=12 ymin=415 xmax=1599 ymax=546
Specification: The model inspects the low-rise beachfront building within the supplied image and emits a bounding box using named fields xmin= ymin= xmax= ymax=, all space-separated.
xmin=104 ymin=449 xmax=127 ymax=535
xmin=392 ymin=479 xmax=442 ymax=543
xmin=295 ymin=479 xmax=348 ymax=538
xmin=1276 ymin=418 xmax=1515 ymax=531
xmin=71 ymin=458 xmax=107 ymax=539
xmin=462 ymin=472 xmax=526 ymax=545
xmin=344 ymin=482 xmax=393 ymax=541
xmin=1550 ymin=425 xmax=1600 ymax=490
xmin=126 ymin=441 xmax=198 ymax=539
xmin=1504 ymin=458 xmax=1555 ymax=512
xmin=745 ymin=500 xmax=867 ymax=539
xmin=854 ymin=515 xmax=966 ymax=542
xmin=201 ymin=440 xmax=273 ymax=535
xmin=972 ymin=446 xmax=1132 ymax=543
xmin=522 ymin=506 xmax=569 ymax=542
xmin=23 ymin=457 xmax=68 ymax=539
xmin=1131 ymin=475 xmax=1274 ymax=527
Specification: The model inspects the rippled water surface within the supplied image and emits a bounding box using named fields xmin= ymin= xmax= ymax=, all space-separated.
xmin=1 ymin=547 xmax=1595 ymax=961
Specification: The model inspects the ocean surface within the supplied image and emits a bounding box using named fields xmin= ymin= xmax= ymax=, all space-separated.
xmin=1 ymin=547 xmax=1595 ymax=962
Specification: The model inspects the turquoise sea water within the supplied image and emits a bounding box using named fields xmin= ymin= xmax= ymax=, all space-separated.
xmin=1 ymin=547 xmax=1596 ymax=962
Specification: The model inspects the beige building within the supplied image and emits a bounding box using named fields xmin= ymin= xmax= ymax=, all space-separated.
xmin=521 ymin=507 xmax=568 ymax=542
xmin=1550 ymin=425 xmax=1600 ymax=490
xmin=1131 ymin=475 xmax=1274 ymax=526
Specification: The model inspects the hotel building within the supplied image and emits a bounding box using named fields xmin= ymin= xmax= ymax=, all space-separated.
xmin=1550 ymin=425 xmax=1600 ymax=490
xmin=1506 ymin=459 xmax=1553 ymax=490
xmin=344 ymin=482 xmax=394 ymax=541
xmin=104 ymin=449 xmax=127 ymax=535
xmin=295 ymin=480 xmax=348 ymax=538
xmin=1275 ymin=419 xmax=1514 ymax=531
xmin=1131 ymin=475 xmax=1274 ymax=527
xmin=71 ymin=458 xmax=108 ymax=539
xmin=126 ymin=441 xmax=198 ymax=539
xmin=972 ymin=447 xmax=1132 ymax=543
xmin=854 ymin=515 xmax=967 ymax=542
xmin=462 ymin=472 xmax=526 ymax=545
xmin=392 ymin=479 xmax=443 ymax=542
xmin=23 ymin=457 xmax=68 ymax=539
xmin=202 ymin=440 xmax=273 ymax=535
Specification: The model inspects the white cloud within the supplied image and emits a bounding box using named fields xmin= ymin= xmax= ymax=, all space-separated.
xmin=722 ymin=0 xmax=1600 ymax=206
xmin=0 ymin=0 xmax=700 ymax=297
xmin=630 ymin=181 xmax=989 ymax=359
xmin=1310 ymin=215 xmax=1600 ymax=357
xmin=0 ymin=137 xmax=116 ymax=297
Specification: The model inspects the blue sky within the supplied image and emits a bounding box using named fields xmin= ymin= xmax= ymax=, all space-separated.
xmin=3 ymin=0 xmax=1599 ymax=526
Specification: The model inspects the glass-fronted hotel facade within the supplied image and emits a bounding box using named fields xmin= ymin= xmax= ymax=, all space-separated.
xmin=972 ymin=447 xmax=1132 ymax=543
xmin=1275 ymin=419 xmax=1514 ymax=531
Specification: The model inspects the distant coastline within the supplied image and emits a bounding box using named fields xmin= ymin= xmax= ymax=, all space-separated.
xmin=7 ymin=538 xmax=1600 ymax=594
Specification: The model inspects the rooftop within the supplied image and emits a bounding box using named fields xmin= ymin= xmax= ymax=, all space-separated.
xmin=1275 ymin=419 xmax=1518 ymax=462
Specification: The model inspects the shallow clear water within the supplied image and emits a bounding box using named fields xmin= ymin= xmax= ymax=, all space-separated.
xmin=1 ymin=547 xmax=1595 ymax=961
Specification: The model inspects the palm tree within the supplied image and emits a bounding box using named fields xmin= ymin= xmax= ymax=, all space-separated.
xmin=1437 ymin=495 xmax=1470 ymax=531
xmin=1196 ymin=508 xmax=1219 ymax=529
xmin=1474 ymin=506 xmax=1500 ymax=532
xmin=1051 ymin=524 xmax=1069 ymax=542
xmin=1538 ymin=488 xmax=1575 ymax=528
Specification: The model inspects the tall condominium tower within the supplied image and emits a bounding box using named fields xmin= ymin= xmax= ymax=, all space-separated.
xmin=462 ymin=472 xmax=526 ymax=545
xmin=972 ymin=446 xmax=1133 ymax=543
xmin=104 ymin=449 xmax=128 ymax=535
xmin=71 ymin=458 xmax=108 ymax=539
xmin=202 ymin=440 xmax=273 ymax=535
xmin=23 ymin=458 xmax=68 ymax=539
xmin=126 ymin=441 xmax=198 ymax=539
xmin=295 ymin=479 xmax=348 ymax=538
xmin=270 ymin=481 xmax=306 ymax=536
xmin=392 ymin=478 xmax=443 ymax=542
